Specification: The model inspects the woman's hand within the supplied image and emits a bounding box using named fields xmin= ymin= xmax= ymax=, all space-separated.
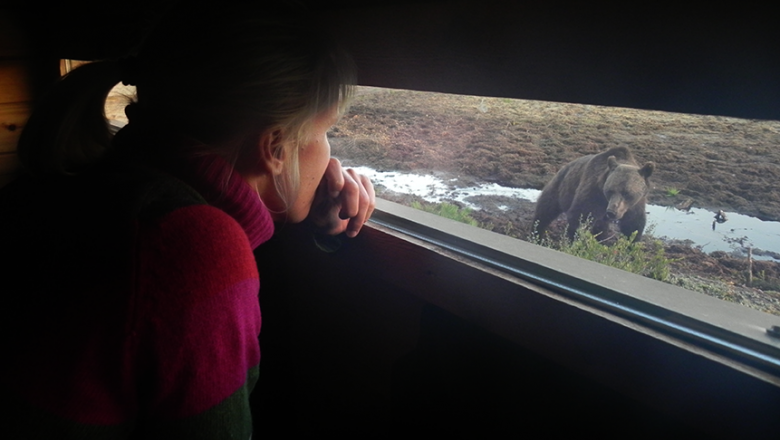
xmin=308 ymin=158 xmax=375 ymax=237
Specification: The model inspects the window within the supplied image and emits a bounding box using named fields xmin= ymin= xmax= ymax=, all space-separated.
xmin=333 ymin=86 xmax=780 ymax=318
xmin=329 ymin=86 xmax=780 ymax=379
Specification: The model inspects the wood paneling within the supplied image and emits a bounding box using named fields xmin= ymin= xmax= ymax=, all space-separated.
xmin=0 ymin=12 xmax=35 ymax=185
xmin=0 ymin=102 xmax=30 ymax=154
xmin=0 ymin=152 xmax=20 ymax=172
xmin=0 ymin=60 xmax=30 ymax=182
xmin=0 ymin=152 xmax=20 ymax=187
xmin=0 ymin=61 xmax=32 ymax=104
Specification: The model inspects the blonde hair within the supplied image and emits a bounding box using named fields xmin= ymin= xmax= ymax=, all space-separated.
xmin=18 ymin=2 xmax=355 ymax=207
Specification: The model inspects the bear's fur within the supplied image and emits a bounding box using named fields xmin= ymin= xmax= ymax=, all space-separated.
xmin=533 ymin=146 xmax=654 ymax=241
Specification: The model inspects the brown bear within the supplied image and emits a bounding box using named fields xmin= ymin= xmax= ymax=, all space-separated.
xmin=533 ymin=146 xmax=654 ymax=242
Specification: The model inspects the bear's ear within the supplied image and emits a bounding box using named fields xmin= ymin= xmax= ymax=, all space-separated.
xmin=640 ymin=162 xmax=655 ymax=178
xmin=608 ymin=155 xmax=618 ymax=171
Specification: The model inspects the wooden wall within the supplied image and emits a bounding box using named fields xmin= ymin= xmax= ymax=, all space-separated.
xmin=0 ymin=11 xmax=63 ymax=188
xmin=0 ymin=12 xmax=31 ymax=187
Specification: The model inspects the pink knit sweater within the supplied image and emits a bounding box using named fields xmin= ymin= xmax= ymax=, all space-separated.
xmin=0 ymin=154 xmax=272 ymax=438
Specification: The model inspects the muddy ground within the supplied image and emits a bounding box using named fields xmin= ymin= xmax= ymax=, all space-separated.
xmin=331 ymin=87 xmax=780 ymax=316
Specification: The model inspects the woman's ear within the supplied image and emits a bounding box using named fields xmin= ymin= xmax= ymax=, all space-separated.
xmin=258 ymin=129 xmax=285 ymax=176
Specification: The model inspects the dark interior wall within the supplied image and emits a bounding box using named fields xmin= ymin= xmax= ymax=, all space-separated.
xmin=10 ymin=1 xmax=780 ymax=119
xmin=250 ymin=224 xmax=686 ymax=437
xmin=331 ymin=1 xmax=780 ymax=119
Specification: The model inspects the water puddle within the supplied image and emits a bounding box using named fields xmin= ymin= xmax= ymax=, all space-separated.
xmin=353 ymin=166 xmax=780 ymax=261
xmin=646 ymin=205 xmax=780 ymax=260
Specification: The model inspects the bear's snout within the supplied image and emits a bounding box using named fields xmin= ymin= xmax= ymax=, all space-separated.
xmin=605 ymin=198 xmax=627 ymax=221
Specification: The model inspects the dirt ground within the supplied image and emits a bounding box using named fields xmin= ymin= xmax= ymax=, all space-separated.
xmin=331 ymin=87 xmax=780 ymax=316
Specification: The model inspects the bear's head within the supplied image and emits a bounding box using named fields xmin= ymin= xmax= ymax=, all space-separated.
xmin=603 ymin=155 xmax=655 ymax=221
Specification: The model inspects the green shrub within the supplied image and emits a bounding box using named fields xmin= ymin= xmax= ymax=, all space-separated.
xmin=665 ymin=187 xmax=680 ymax=197
xmin=528 ymin=218 xmax=671 ymax=281
xmin=411 ymin=201 xmax=478 ymax=226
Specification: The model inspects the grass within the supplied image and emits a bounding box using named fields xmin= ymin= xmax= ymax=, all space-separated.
xmin=410 ymin=201 xmax=479 ymax=226
xmin=528 ymin=218 xmax=672 ymax=281
xmin=665 ymin=187 xmax=681 ymax=197
xmin=415 ymin=202 xmax=672 ymax=281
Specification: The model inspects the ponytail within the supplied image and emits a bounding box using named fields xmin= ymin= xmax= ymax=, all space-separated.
xmin=17 ymin=60 xmax=122 ymax=176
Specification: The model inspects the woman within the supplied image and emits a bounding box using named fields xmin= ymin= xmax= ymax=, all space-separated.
xmin=0 ymin=2 xmax=373 ymax=438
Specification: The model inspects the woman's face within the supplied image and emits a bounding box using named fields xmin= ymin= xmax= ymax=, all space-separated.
xmin=267 ymin=106 xmax=338 ymax=223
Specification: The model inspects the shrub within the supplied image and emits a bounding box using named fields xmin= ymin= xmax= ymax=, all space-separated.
xmin=528 ymin=218 xmax=671 ymax=281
